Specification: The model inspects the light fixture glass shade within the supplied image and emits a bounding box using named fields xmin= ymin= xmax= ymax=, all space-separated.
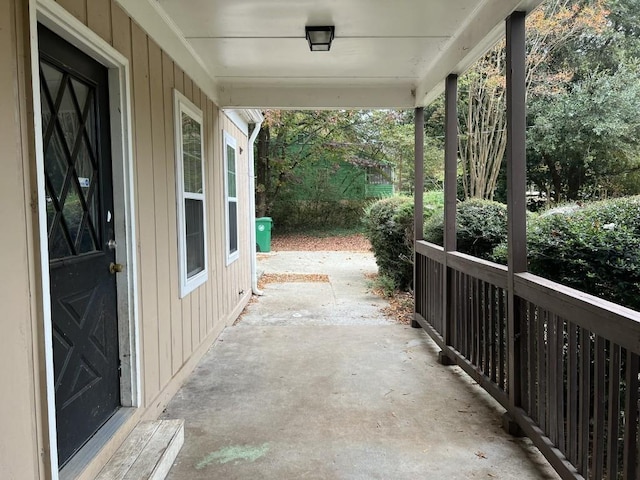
xmin=305 ymin=26 xmax=335 ymax=51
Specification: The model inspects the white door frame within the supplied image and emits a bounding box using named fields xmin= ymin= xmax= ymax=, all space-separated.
xmin=28 ymin=0 xmax=140 ymax=476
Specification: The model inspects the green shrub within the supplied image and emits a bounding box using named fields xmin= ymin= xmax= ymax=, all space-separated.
xmin=492 ymin=196 xmax=640 ymax=310
xmin=423 ymin=199 xmax=508 ymax=261
xmin=363 ymin=192 xmax=444 ymax=290
xmin=363 ymin=196 xmax=414 ymax=290
xmin=271 ymin=198 xmax=367 ymax=232
xmin=367 ymin=273 xmax=398 ymax=298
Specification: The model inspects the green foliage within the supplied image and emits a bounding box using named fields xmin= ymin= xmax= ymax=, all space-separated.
xmin=352 ymin=111 xmax=444 ymax=194
xmin=256 ymin=109 xmax=445 ymax=231
xmin=423 ymin=199 xmax=508 ymax=261
xmin=527 ymin=63 xmax=640 ymax=201
xmin=271 ymin=198 xmax=368 ymax=233
xmin=269 ymin=155 xmax=371 ymax=231
xmin=492 ymin=196 xmax=640 ymax=310
xmin=424 ymin=190 xmax=445 ymax=210
xmin=363 ymin=192 xmax=444 ymax=290
xmin=368 ymin=273 xmax=398 ymax=298
xmin=256 ymin=110 xmax=370 ymax=221
xmin=363 ymin=196 xmax=415 ymax=290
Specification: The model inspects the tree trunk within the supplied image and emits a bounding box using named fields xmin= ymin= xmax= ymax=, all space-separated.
xmin=544 ymin=156 xmax=563 ymax=203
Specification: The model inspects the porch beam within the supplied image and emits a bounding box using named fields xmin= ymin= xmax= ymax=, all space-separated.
xmin=217 ymin=84 xmax=416 ymax=109
xmin=505 ymin=11 xmax=527 ymax=409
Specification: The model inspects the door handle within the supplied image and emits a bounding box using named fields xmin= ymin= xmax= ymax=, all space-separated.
xmin=109 ymin=262 xmax=124 ymax=274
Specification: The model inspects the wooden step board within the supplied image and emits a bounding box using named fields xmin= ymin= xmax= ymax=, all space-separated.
xmin=96 ymin=419 xmax=184 ymax=480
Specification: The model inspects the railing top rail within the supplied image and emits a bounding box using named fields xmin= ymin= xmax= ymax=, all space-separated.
xmin=446 ymin=251 xmax=508 ymax=289
xmin=515 ymin=272 xmax=640 ymax=354
xmin=415 ymin=240 xmax=445 ymax=263
xmin=415 ymin=242 xmax=508 ymax=289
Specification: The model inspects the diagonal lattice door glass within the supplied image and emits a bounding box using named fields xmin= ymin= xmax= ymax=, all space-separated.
xmin=41 ymin=61 xmax=101 ymax=260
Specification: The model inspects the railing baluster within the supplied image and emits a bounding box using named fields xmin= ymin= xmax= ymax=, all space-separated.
xmin=538 ymin=306 xmax=547 ymax=432
xmin=466 ymin=274 xmax=472 ymax=361
xmin=474 ymin=277 xmax=481 ymax=366
xmin=464 ymin=275 xmax=476 ymax=364
xmin=567 ymin=322 xmax=578 ymax=466
xmin=520 ymin=300 xmax=529 ymax=412
xmin=451 ymin=267 xmax=457 ymax=347
xmin=607 ymin=343 xmax=621 ymax=479
xmin=549 ymin=313 xmax=558 ymax=445
xmin=457 ymin=270 xmax=462 ymax=354
xmin=431 ymin=261 xmax=436 ymax=331
xmin=592 ymin=336 xmax=606 ymax=479
xmin=435 ymin=259 xmax=439 ymax=329
xmin=437 ymin=261 xmax=442 ymax=332
xmin=464 ymin=271 xmax=468 ymax=357
xmin=483 ymin=281 xmax=489 ymax=377
xmin=523 ymin=302 xmax=538 ymax=420
xmin=623 ymin=351 xmax=639 ymax=479
xmin=490 ymin=284 xmax=497 ymax=384
xmin=557 ymin=318 xmax=565 ymax=454
xmin=499 ymin=289 xmax=507 ymax=393
xmin=578 ymin=328 xmax=591 ymax=477
xmin=416 ymin=255 xmax=422 ymax=317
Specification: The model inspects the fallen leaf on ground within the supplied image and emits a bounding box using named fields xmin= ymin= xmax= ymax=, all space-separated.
xmin=258 ymin=273 xmax=329 ymax=290
xmin=271 ymin=233 xmax=371 ymax=252
xmin=364 ymin=273 xmax=414 ymax=325
xmin=475 ymin=451 xmax=487 ymax=459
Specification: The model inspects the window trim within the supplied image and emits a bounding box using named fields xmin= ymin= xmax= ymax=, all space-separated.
xmin=224 ymin=130 xmax=240 ymax=265
xmin=174 ymin=89 xmax=208 ymax=297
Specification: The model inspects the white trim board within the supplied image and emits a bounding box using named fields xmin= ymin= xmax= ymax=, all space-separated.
xmin=223 ymin=110 xmax=249 ymax=136
xmin=115 ymin=0 xmax=218 ymax=104
xmin=30 ymin=0 xmax=141 ymax=477
xmin=223 ymin=131 xmax=240 ymax=265
xmin=174 ymin=90 xmax=209 ymax=298
xmin=222 ymin=109 xmax=264 ymax=136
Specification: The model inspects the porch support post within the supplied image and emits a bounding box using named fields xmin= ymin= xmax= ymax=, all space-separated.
xmin=442 ymin=74 xmax=458 ymax=353
xmin=414 ymin=107 xmax=424 ymax=241
xmin=505 ymin=11 xmax=527 ymax=411
xmin=412 ymin=107 xmax=424 ymax=328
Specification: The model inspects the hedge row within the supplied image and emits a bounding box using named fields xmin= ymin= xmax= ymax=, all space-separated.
xmin=362 ymin=192 xmax=443 ymax=289
xmin=364 ymin=195 xmax=640 ymax=311
xmin=493 ymin=196 xmax=640 ymax=310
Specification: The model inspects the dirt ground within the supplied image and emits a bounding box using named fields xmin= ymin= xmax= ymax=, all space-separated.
xmin=270 ymin=233 xmax=371 ymax=252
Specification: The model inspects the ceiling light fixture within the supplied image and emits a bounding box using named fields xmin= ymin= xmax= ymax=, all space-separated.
xmin=305 ymin=26 xmax=335 ymax=52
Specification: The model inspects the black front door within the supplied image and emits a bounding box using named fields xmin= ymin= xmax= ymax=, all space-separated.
xmin=39 ymin=25 xmax=121 ymax=467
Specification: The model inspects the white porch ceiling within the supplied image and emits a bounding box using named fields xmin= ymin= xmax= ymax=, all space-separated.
xmin=119 ymin=0 xmax=543 ymax=108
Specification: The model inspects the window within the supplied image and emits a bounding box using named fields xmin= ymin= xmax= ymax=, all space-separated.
xmin=174 ymin=90 xmax=207 ymax=297
xmin=366 ymin=165 xmax=393 ymax=185
xmin=224 ymin=131 xmax=239 ymax=264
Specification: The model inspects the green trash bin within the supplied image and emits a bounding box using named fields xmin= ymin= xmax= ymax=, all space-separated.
xmin=255 ymin=217 xmax=273 ymax=252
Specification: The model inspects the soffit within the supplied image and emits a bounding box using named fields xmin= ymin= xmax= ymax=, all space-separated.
xmin=124 ymin=0 xmax=544 ymax=108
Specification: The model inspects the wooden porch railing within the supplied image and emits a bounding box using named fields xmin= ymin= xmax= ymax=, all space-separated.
xmin=415 ymin=240 xmax=640 ymax=480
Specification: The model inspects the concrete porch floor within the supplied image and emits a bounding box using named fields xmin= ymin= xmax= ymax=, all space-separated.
xmin=163 ymin=251 xmax=559 ymax=479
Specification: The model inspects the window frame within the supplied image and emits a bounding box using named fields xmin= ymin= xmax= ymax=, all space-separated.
xmin=224 ymin=130 xmax=239 ymax=265
xmin=174 ymin=90 xmax=208 ymax=297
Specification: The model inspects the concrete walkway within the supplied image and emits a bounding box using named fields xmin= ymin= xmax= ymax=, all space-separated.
xmin=163 ymin=251 xmax=559 ymax=480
